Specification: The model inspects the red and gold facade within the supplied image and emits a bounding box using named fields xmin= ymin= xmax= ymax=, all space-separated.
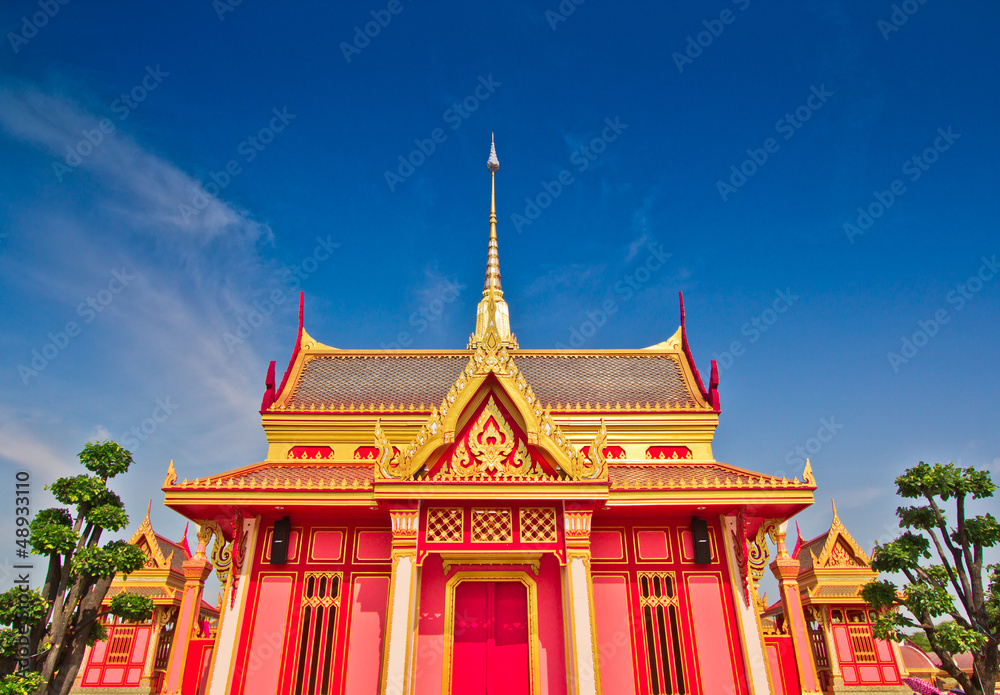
xmin=763 ymin=505 xmax=911 ymax=694
xmin=161 ymin=142 xmax=825 ymax=694
xmin=70 ymin=505 xmax=219 ymax=694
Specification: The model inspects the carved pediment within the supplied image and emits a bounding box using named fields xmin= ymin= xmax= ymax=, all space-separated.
xmin=372 ymin=343 xmax=608 ymax=483
xmin=430 ymin=395 xmax=556 ymax=480
xmin=825 ymin=539 xmax=864 ymax=568
xmin=128 ymin=502 xmax=170 ymax=570
xmin=812 ymin=502 xmax=871 ymax=569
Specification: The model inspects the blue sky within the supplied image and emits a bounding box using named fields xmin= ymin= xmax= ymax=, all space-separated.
xmin=1 ymin=1 xmax=998 ymax=589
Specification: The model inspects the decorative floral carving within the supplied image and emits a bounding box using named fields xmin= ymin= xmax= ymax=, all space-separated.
xmin=371 ymin=340 xmax=607 ymax=482
xmin=450 ymin=440 xmax=474 ymax=477
xmin=827 ymin=541 xmax=861 ymax=567
xmin=199 ymin=521 xmax=232 ymax=585
xmin=468 ymin=398 xmax=516 ymax=474
xmin=578 ymin=419 xmax=609 ymax=480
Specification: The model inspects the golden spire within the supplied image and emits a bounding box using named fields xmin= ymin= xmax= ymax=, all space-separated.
xmin=470 ymin=134 xmax=517 ymax=350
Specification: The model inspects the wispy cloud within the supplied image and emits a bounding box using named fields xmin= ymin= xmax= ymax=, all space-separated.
xmin=0 ymin=406 xmax=76 ymax=480
xmin=0 ymin=78 xmax=293 ymax=495
xmin=0 ymin=80 xmax=264 ymax=243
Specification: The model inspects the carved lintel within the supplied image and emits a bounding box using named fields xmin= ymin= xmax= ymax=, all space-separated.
xmin=440 ymin=552 xmax=541 ymax=575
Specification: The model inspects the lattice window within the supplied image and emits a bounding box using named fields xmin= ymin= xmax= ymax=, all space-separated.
xmin=809 ymin=624 xmax=829 ymax=669
xmin=519 ymin=507 xmax=557 ymax=543
xmin=154 ymin=621 xmax=175 ymax=670
xmin=105 ymin=625 xmax=136 ymax=665
xmin=637 ymin=572 xmax=686 ymax=695
xmin=426 ymin=507 xmax=464 ymax=542
xmin=471 ymin=508 xmax=513 ymax=543
xmin=292 ymin=572 xmax=342 ymax=695
xmin=848 ymin=625 xmax=877 ymax=663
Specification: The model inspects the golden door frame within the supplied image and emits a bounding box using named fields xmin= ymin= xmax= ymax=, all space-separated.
xmin=441 ymin=570 xmax=542 ymax=695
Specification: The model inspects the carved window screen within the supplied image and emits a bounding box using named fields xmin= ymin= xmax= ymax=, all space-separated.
xmin=637 ymin=572 xmax=686 ymax=695
xmin=847 ymin=625 xmax=878 ymax=663
xmin=105 ymin=626 xmax=136 ymax=665
xmin=292 ymin=572 xmax=342 ymax=695
xmin=471 ymin=508 xmax=513 ymax=543
xmin=154 ymin=620 xmax=175 ymax=670
xmin=519 ymin=507 xmax=557 ymax=543
xmin=426 ymin=507 xmax=464 ymax=543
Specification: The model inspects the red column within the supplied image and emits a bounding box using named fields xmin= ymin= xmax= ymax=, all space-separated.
xmin=769 ymin=532 xmax=822 ymax=695
xmin=162 ymin=528 xmax=213 ymax=695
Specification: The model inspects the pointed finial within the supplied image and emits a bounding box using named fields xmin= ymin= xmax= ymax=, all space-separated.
xmin=163 ymin=459 xmax=177 ymax=487
xmin=180 ymin=522 xmax=192 ymax=559
xmin=487 ymin=133 xmax=499 ymax=172
xmin=145 ymin=499 xmax=152 ymax=520
xmin=831 ymin=498 xmax=839 ymax=519
xmin=801 ymin=458 xmax=815 ymax=486
xmin=470 ymin=134 xmax=516 ymax=350
xmin=791 ymin=521 xmax=804 ymax=559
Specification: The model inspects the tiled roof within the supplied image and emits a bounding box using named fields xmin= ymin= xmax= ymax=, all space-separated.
xmin=171 ymin=461 xmax=812 ymax=493
xmin=608 ymin=463 xmax=814 ymax=491
xmin=107 ymin=586 xmax=173 ymax=600
xmin=154 ymin=534 xmax=188 ymax=572
xmin=795 ymin=534 xmax=829 ymax=570
xmin=287 ymin=354 xmax=466 ymax=410
xmin=174 ymin=463 xmax=375 ymax=491
xmin=280 ymin=352 xmax=702 ymax=411
xmin=811 ymin=584 xmax=862 ymax=598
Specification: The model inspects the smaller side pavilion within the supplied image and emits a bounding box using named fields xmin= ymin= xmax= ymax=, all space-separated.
xmin=763 ymin=503 xmax=909 ymax=694
xmin=70 ymin=504 xmax=219 ymax=695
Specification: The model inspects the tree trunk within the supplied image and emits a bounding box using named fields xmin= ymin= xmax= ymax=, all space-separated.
xmin=970 ymin=648 xmax=997 ymax=695
xmin=46 ymin=575 xmax=112 ymax=695
xmin=35 ymin=574 xmax=113 ymax=695
xmin=29 ymin=554 xmax=62 ymax=672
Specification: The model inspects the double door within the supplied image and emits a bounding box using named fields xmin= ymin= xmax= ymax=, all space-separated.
xmin=451 ymin=581 xmax=530 ymax=695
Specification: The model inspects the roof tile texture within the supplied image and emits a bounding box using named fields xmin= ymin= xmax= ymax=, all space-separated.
xmin=285 ymin=352 xmax=698 ymax=410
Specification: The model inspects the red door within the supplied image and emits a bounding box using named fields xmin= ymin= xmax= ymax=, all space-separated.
xmin=452 ymin=581 xmax=530 ymax=695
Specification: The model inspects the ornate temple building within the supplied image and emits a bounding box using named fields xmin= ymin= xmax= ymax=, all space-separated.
xmin=70 ymin=507 xmax=218 ymax=694
xmin=763 ymin=505 xmax=909 ymax=694
xmin=121 ymin=139 xmax=915 ymax=694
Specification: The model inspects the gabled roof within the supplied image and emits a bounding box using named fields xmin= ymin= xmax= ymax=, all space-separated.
xmin=371 ymin=343 xmax=609 ymax=484
xmin=263 ymin=317 xmax=715 ymax=417
xmin=801 ymin=500 xmax=871 ymax=571
xmin=278 ymin=349 xmax=705 ymax=413
xmin=110 ymin=505 xmax=220 ymax=617
xmin=128 ymin=502 xmax=189 ymax=572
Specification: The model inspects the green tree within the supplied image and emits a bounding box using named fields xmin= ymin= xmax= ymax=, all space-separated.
xmin=0 ymin=441 xmax=154 ymax=695
xmin=861 ymin=462 xmax=1000 ymax=695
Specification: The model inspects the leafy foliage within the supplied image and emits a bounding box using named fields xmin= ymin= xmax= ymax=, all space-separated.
xmin=0 ymin=630 xmax=20 ymax=660
xmin=0 ymin=589 xmax=48 ymax=629
xmin=84 ymin=504 xmax=129 ymax=532
xmin=28 ymin=510 xmax=78 ymax=556
xmin=862 ymin=461 xmax=1000 ymax=695
xmin=47 ymin=475 xmax=105 ymax=508
xmin=3 ymin=441 xmax=147 ymax=695
xmin=77 ymin=440 xmax=134 ymax=480
xmin=69 ymin=541 xmax=145 ymax=580
xmin=84 ymin=623 xmax=106 ymax=648
xmin=905 ymin=629 xmax=933 ymax=651
xmin=0 ymin=672 xmax=44 ymax=695
xmin=107 ymin=593 xmax=154 ymax=623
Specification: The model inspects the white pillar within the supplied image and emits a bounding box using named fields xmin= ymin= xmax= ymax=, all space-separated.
xmin=206 ymin=515 xmax=259 ymax=695
xmin=381 ymin=505 xmax=419 ymax=695
xmin=722 ymin=515 xmax=772 ymax=695
xmin=564 ymin=506 xmax=601 ymax=695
